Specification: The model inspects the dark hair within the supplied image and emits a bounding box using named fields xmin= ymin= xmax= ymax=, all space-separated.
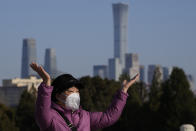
xmin=51 ymin=74 xmax=83 ymax=102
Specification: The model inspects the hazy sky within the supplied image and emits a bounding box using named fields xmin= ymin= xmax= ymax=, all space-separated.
xmin=0 ymin=0 xmax=195 ymax=86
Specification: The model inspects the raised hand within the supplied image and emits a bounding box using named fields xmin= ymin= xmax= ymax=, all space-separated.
xmin=121 ymin=74 xmax=140 ymax=93
xmin=30 ymin=62 xmax=51 ymax=86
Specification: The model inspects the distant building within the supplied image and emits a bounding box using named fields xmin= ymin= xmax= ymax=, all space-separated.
xmin=1 ymin=76 xmax=42 ymax=107
xmin=92 ymin=3 xmax=130 ymax=81
xmin=113 ymin=3 xmax=129 ymax=69
xmin=125 ymin=53 xmax=139 ymax=69
xmin=148 ymin=64 xmax=163 ymax=85
xmin=140 ymin=65 xmax=145 ymax=82
xmin=162 ymin=66 xmax=173 ymax=81
xmin=2 ymin=76 xmax=42 ymax=91
xmin=0 ymin=86 xmax=26 ymax=107
xmin=162 ymin=67 xmax=169 ymax=81
xmin=44 ymin=48 xmax=58 ymax=78
xmin=21 ymin=38 xmax=37 ymax=78
xmin=108 ymin=58 xmax=122 ymax=81
xmin=124 ymin=53 xmax=140 ymax=80
xmin=93 ymin=65 xmax=108 ymax=79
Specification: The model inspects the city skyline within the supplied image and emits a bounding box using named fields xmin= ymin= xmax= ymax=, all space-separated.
xmin=0 ymin=0 xmax=195 ymax=87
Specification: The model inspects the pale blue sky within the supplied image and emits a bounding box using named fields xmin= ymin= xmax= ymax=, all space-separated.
xmin=0 ymin=0 xmax=195 ymax=86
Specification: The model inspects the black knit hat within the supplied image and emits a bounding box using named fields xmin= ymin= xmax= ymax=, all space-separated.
xmin=51 ymin=74 xmax=83 ymax=102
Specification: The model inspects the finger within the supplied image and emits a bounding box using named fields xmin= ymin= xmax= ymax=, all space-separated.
xmin=30 ymin=64 xmax=37 ymax=71
xmin=32 ymin=64 xmax=44 ymax=77
xmin=37 ymin=66 xmax=45 ymax=77
xmin=30 ymin=62 xmax=39 ymax=71
xmin=127 ymin=75 xmax=140 ymax=87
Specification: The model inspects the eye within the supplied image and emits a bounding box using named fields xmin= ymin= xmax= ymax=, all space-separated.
xmin=67 ymin=90 xmax=79 ymax=93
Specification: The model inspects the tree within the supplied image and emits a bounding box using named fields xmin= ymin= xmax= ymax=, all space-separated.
xmin=0 ymin=103 xmax=18 ymax=131
xmin=159 ymin=67 xmax=196 ymax=131
xmin=149 ymin=66 xmax=163 ymax=111
xmin=80 ymin=76 xmax=120 ymax=112
xmin=15 ymin=86 xmax=39 ymax=131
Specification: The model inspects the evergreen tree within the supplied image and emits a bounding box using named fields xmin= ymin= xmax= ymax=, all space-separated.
xmin=15 ymin=86 xmax=39 ymax=131
xmin=80 ymin=76 xmax=120 ymax=112
xmin=0 ymin=103 xmax=19 ymax=131
xmin=149 ymin=66 xmax=163 ymax=111
xmin=159 ymin=67 xmax=196 ymax=131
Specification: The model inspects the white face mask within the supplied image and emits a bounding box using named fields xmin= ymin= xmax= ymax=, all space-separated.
xmin=58 ymin=93 xmax=80 ymax=111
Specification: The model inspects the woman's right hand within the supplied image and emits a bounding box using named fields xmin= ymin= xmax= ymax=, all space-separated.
xmin=30 ymin=62 xmax=51 ymax=86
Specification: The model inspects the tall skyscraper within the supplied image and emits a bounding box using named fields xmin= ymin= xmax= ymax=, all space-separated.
xmin=44 ymin=48 xmax=57 ymax=78
xmin=93 ymin=65 xmax=108 ymax=79
xmin=95 ymin=3 xmax=130 ymax=81
xmin=21 ymin=38 xmax=37 ymax=78
xmin=113 ymin=3 xmax=128 ymax=69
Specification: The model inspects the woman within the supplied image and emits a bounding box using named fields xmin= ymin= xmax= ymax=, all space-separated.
xmin=30 ymin=62 xmax=139 ymax=131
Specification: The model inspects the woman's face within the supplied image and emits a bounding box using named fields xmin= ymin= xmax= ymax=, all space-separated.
xmin=56 ymin=86 xmax=79 ymax=102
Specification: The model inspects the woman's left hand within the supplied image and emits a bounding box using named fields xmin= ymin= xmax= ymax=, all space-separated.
xmin=121 ymin=74 xmax=140 ymax=93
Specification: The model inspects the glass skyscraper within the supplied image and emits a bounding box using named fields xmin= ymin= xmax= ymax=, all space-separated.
xmin=44 ymin=48 xmax=57 ymax=78
xmin=21 ymin=38 xmax=37 ymax=78
xmin=113 ymin=3 xmax=128 ymax=69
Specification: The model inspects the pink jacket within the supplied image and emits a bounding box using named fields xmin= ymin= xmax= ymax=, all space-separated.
xmin=35 ymin=82 xmax=128 ymax=131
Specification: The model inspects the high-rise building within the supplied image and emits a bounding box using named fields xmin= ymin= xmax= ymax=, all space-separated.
xmin=140 ymin=65 xmax=145 ymax=82
xmin=108 ymin=58 xmax=122 ymax=81
xmin=44 ymin=48 xmax=57 ymax=78
xmin=93 ymin=65 xmax=108 ymax=79
xmin=125 ymin=53 xmax=139 ymax=69
xmin=113 ymin=3 xmax=128 ymax=69
xmin=124 ymin=53 xmax=140 ymax=79
xmin=96 ymin=3 xmax=130 ymax=81
xmin=21 ymin=38 xmax=37 ymax=78
xmin=162 ymin=66 xmax=173 ymax=81
xmin=148 ymin=64 xmax=163 ymax=85
xmin=162 ymin=67 xmax=169 ymax=81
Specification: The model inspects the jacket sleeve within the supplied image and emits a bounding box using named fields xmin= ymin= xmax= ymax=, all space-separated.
xmin=89 ymin=90 xmax=128 ymax=130
xmin=35 ymin=82 xmax=54 ymax=131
